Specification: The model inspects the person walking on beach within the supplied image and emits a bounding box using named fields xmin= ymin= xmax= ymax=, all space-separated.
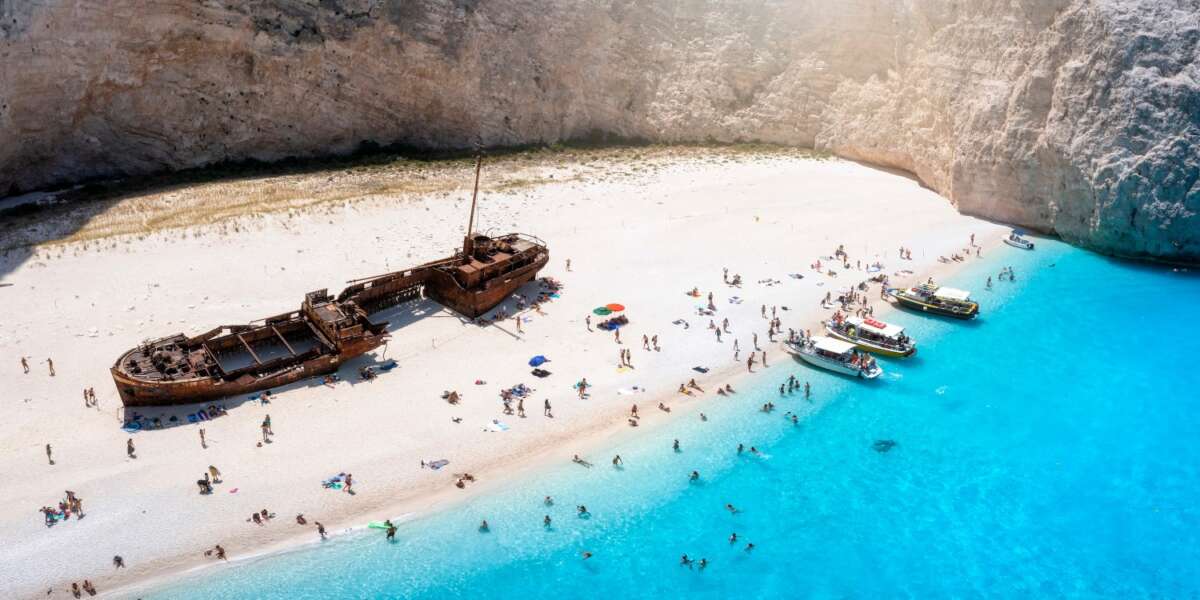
xmin=343 ymin=473 xmax=353 ymax=494
xmin=261 ymin=420 xmax=271 ymax=443
xmin=614 ymin=328 xmax=621 ymax=344
xmin=746 ymin=355 xmax=755 ymax=373
xmin=199 ymin=428 xmax=207 ymax=448
xmin=46 ymin=357 xmax=55 ymax=376
xmin=643 ymin=334 xmax=650 ymax=350
xmin=515 ymin=315 xmax=523 ymax=334
xmin=585 ymin=315 xmax=592 ymax=331
xmin=126 ymin=438 xmax=136 ymax=459
xmin=517 ymin=398 xmax=525 ymax=418
xmin=21 ymin=356 xmax=29 ymax=374
xmin=316 ymin=522 xmax=327 ymax=539
xmin=651 ymin=335 xmax=659 ymax=351
xmin=762 ymin=350 xmax=768 ymax=367
xmin=112 ymin=555 xmax=125 ymax=568
xmin=264 ymin=414 xmax=273 ymax=435
xmin=46 ymin=443 xmax=54 ymax=465
xmin=752 ymin=333 xmax=759 ymax=350
xmin=544 ymin=399 xmax=553 ymax=418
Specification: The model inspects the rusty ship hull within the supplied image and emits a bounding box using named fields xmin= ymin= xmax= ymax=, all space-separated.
xmin=112 ymin=157 xmax=549 ymax=408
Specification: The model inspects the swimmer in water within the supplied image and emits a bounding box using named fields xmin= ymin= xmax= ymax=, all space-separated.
xmin=479 ymin=520 xmax=490 ymax=532
xmin=699 ymin=558 xmax=708 ymax=570
xmin=726 ymin=503 xmax=739 ymax=514
xmin=729 ymin=532 xmax=738 ymax=544
xmin=745 ymin=542 xmax=755 ymax=552
xmin=544 ymin=515 xmax=552 ymax=527
xmin=577 ymin=505 xmax=589 ymax=516
xmin=544 ymin=496 xmax=554 ymax=506
xmin=582 ymin=551 xmax=593 ymax=560
xmin=680 ymin=554 xmax=693 ymax=567
xmin=673 ymin=439 xmax=681 ymax=452
xmin=690 ymin=470 xmax=700 ymax=481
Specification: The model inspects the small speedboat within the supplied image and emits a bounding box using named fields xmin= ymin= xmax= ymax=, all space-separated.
xmin=785 ymin=336 xmax=882 ymax=379
xmin=1003 ymin=230 xmax=1035 ymax=250
xmin=825 ymin=315 xmax=917 ymax=357
xmin=887 ymin=281 xmax=979 ymax=320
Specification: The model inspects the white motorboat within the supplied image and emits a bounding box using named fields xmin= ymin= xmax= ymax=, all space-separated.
xmin=785 ymin=336 xmax=883 ymax=379
xmin=1003 ymin=231 xmax=1035 ymax=250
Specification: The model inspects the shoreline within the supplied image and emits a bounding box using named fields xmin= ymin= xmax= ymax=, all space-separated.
xmin=2 ymin=152 xmax=1011 ymax=599
xmin=112 ymin=238 xmax=1010 ymax=599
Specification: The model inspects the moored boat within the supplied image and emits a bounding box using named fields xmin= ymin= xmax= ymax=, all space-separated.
xmin=825 ymin=313 xmax=916 ymax=357
xmin=1003 ymin=230 xmax=1035 ymax=250
xmin=887 ymin=281 xmax=979 ymax=320
xmin=785 ymin=336 xmax=883 ymax=379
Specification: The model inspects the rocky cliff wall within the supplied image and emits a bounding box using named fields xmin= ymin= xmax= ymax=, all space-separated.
xmin=1 ymin=0 xmax=1196 ymax=261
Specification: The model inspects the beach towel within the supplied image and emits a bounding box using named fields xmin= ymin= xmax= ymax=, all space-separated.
xmin=486 ymin=420 xmax=511 ymax=432
xmin=428 ymin=459 xmax=450 ymax=470
xmin=531 ymin=368 xmax=551 ymax=378
xmin=617 ymin=386 xmax=645 ymax=395
xmin=693 ymin=366 xmax=709 ymax=373
xmin=378 ymin=359 xmax=398 ymax=371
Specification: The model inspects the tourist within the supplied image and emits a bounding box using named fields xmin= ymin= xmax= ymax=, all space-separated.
xmin=343 ymin=473 xmax=353 ymax=493
xmin=21 ymin=356 xmax=29 ymax=374
xmin=582 ymin=551 xmax=593 ymax=560
xmin=386 ymin=524 xmax=397 ymax=541
xmin=544 ymin=515 xmax=552 ymax=527
xmin=296 ymin=514 xmax=307 ymax=525
xmin=673 ymin=439 xmax=681 ymax=452
xmin=47 ymin=357 xmax=55 ymax=376
xmin=46 ymin=443 xmax=54 ymax=465
xmin=572 ymin=455 xmax=592 ymax=467
xmin=585 ymin=315 xmax=592 ymax=331
xmin=544 ymin=496 xmax=554 ymax=506
xmin=82 ymin=580 xmax=96 ymax=596
xmin=316 ymin=522 xmax=327 ymax=539
xmin=726 ymin=503 xmax=738 ymax=514
xmin=479 ymin=520 xmax=490 ymax=532
xmin=199 ymin=428 xmax=207 ymax=448
xmin=264 ymin=414 xmax=273 ymax=435
xmin=215 ymin=545 xmax=227 ymax=560
xmin=112 ymin=555 xmax=125 ymax=568
xmin=544 ymin=399 xmax=553 ymax=418
xmin=630 ymin=404 xmax=638 ymax=418
xmin=729 ymin=533 xmax=738 ymax=544
xmin=577 ymin=505 xmax=588 ymax=516
xmin=698 ymin=558 xmax=708 ymax=570
xmin=612 ymin=454 xmax=623 ymax=466
xmin=209 ymin=465 xmax=222 ymax=482
xmin=680 ymin=554 xmax=693 ymax=567
xmin=745 ymin=543 xmax=755 ymax=552
xmin=651 ymin=334 xmax=660 ymax=351
xmin=804 ymin=382 xmax=811 ymax=400
xmin=252 ymin=512 xmax=263 ymax=525
xmin=643 ymin=334 xmax=650 ymax=350
xmin=762 ymin=350 xmax=768 ymax=367
xmin=737 ymin=443 xmax=744 ymax=454
xmin=690 ymin=470 xmax=700 ymax=481
xmin=126 ymin=438 xmax=136 ymax=459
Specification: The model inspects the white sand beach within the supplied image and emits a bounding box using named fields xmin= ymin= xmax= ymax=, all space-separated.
xmin=0 ymin=151 xmax=1006 ymax=598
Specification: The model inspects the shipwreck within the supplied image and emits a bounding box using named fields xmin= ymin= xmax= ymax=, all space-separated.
xmin=111 ymin=157 xmax=549 ymax=407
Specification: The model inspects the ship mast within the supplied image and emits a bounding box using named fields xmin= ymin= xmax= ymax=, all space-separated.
xmin=463 ymin=154 xmax=482 ymax=256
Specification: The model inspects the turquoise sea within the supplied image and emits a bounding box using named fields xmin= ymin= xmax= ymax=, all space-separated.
xmin=144 ymin=240 xmax=1200 ymax=599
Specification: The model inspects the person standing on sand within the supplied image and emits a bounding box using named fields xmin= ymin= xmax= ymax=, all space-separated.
xmin=46 ymin=357 xmax=55 ymax=376
xmin=113 ymin=555 xmax=125 ymax=568
xmin=762 ymin=351 xmax=768 ymax=367
xmin=544 ymin=399 xmax=553 ymax=418
xmin=264 ymin=414 xmax=273 ymax=435
xmin=316 ymin=522 xmax=327 ymax=539
xmin=126 ymin=438 xmax=136 ymax=459
xmin=566 ymin=259 xmax=572 ymax=271
xmin=585 ymin=315 xmax=592 ymax=331
xmin=46 ymin=443 xmax=54 ymax=465
xmin=517 ymin=397 xmax=525 ymax=418
xmin=199 ymin=428 xmax=207 ymax=448
xmin=21 ymin=356 xmax=29 ymax=374
xmin=614 ymin=329 xmax=621 ymax=344
xmin=515 ymin=315 xmax=523 ymax=334
xmin=752 ymin=333 xmax=759 ymax=350
xmin=261 ymin=421 xmax=271 ymax=443
xmin=343 ymin=473 xmax=353 ymax=494
xmin=747 ymin=355 xmax=755 ymax=373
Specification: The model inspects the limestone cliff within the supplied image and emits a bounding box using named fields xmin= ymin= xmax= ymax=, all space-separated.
xmin=1 ymin=0 xmax=1196 ymax=261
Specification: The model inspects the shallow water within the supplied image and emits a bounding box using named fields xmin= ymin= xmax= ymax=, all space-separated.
xmin=144 ymin=241 xmax=1200 ymax=599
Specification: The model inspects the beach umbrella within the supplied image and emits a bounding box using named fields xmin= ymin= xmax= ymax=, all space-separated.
xmin=593 ymin=307 xmax=612 ymax=316
xmin=605 ymin=303 xmax=626 ymax=312
xmin=528 ymin=355 xmax=548 ymax=367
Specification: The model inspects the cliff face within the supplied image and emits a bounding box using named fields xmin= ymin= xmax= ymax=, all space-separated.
xmin=1 ymin=0 xmax=1196 ymax=261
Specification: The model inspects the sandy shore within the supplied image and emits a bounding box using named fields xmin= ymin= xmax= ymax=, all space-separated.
xmin=0 ymin=150 xmax=1007 ymax=598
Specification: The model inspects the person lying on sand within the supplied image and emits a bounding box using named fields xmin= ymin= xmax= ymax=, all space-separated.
xmin=572 ymin=455 xmax=593 ymax=468
xmin=687 ymin=379 xmax=704 ymax=392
